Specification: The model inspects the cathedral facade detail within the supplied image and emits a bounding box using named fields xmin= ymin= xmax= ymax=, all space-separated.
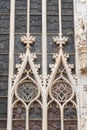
xmin=0 ymin=0 xmax=87 ymax=130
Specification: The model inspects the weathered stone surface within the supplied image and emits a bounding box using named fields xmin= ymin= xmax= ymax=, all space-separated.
xmin=48 ymin=102 xmax=60 ymax=119
xmin=15 ymin=0 xmax=27 ymax=13
xmin=62 ymin=16 xmax=74 ymax=35
xmin=15 ymin=0 xmax=42 ymax=14
xmin=30 ymin=15 xmax=42 ymax=33
xmin=0 ymin=120 xmax=7 ymax=130
xmin=48 ymin=121 xmax=61 ymax=130
xmin=0 ymin=35 xmax=9 ymax=53
xmin=0 ymin=98 xmax=7 ymax=118
xmin=47 ymin=34 xmax=58 ymax=53
xmin=62 ymin=2 xmax=73 ymax=9
xmin=62 ymin=3 xmax=73 ymax=15
xmin=47 ymin=15 xmax=59 ymax=33
xmin=47 ymin=0 xmax=58 ymax=14
xmin=29 ymin=102 xmax=42 ymax=118
xmin=15 ymin=15 xmax=27 ymax=33
xmin=0 ymin=55 xmax=8 ymax=74
xmin=0 ymin=76 xmax=8 ymax=96
xmin=0 ymin=0 xmax=10 ymax=13
xmin=0 ymin=15 xmax=9 ymax=33
xmin=64 ymin=120 xmax=77 ymax=130
xmin=64 ymin=34 xmax=75 ymax=53
xmin=13 ymin=121 xmax=26 ymax=130
xmin=13 ymin=102 xmax=26 ymax=119
xmin=30 ymin=0 xmax=42 ymax=14
xmin=29 ymin=121 xmax=42 ymax=130
xmin=62 ymin=0 xmax=73 ymax=2
xmin=31 ymin=34 xmax=42 ymax=53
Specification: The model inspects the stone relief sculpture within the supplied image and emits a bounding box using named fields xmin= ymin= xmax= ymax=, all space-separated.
xmin=81 ymin=109 xmax=87 ymax=130
xmin=76 ymin=18 xmax=87 ymax=73
xmin=76 ymin=18 xmax=86 ymax=44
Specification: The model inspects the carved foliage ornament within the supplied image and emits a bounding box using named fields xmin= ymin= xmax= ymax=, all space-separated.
xmin=21 ymin=35 xmax=36 ymax=48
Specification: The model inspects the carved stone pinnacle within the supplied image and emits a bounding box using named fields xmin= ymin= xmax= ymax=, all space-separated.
xmin=53 ymin=36 xmax=68 ymax=48
xmin=21 ymin=34 xmax=35 ymax=48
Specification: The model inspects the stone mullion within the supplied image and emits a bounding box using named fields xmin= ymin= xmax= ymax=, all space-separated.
xmin=42 ymin=0 xmax=48 ymax=130
xmin=7 ymin=0 xmax=15 ymax=130
xmin=26 ymin=107 xmax=29 ymax=130
xmin=42 ymin=0 xmax=47 ymax=78
xmin=27 ymin=0 xmax=30 ymax=35
xmin=61 ymin=107 xmax=64 ymax=130
xmin=59 ymin=0 xmax=62 ymax=38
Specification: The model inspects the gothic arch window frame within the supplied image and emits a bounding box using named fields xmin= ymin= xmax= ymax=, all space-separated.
xmin=7 ymin=0 xmax=80 ymax=130
xmin=48 ymin=76 xmax=78 ymax=130
xmin=49 ymin=78 xmax=74 ymax=105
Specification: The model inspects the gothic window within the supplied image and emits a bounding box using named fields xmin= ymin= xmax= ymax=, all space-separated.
xmin=48 ymin=80 xmax=77 ymax=130
xmin=0 ymin=0 xmax=78 ymax=130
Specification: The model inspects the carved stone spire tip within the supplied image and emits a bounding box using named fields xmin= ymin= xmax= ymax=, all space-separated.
xmin=53 ymin=35 xmax=68 ymax=48
xmin=21 ymin=34 xmax=36 ymax=49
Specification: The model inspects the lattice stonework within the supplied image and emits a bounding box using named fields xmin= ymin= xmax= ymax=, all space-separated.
xmin=17 ymin=81 xmax=38 ymax=103
xmin=51 ymin=81 xmax=72 ymax=103
xmin=7 ymin=0 xmax=78 ymax=130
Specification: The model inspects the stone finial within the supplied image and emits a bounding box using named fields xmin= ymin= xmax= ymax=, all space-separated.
xmin=53 ymin=36 xmax=68 ymax=48
xmin=21 ymin=34 xmax=35 ymax=48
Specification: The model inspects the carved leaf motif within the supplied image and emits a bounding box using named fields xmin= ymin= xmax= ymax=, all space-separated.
xmin=53 ymin=36 xmax=68 ymax=46
xmin=31 ymin=53 xmax=37 ymax=62
xmin=21 ymin=35 xmax=35 ymax=48
xmin=49 ymin=64 xmax=55 ymax=72
xmin=19 ymin=53 xmax=26 ymax=61
xmin=17 ymin=81 xmax=38 ymax=103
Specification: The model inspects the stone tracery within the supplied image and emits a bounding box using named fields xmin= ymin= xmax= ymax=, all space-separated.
xmin=17 ymin=81 xmax=38 ymax=103
xmin=7 ymin=0 xmax=78 ymax=130
xmin=51 ymin=81 xmax=72 ymax=104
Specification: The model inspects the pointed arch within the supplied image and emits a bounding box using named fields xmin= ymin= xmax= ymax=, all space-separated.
xmin=6 ymin=0 xmax=80 ymax=130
